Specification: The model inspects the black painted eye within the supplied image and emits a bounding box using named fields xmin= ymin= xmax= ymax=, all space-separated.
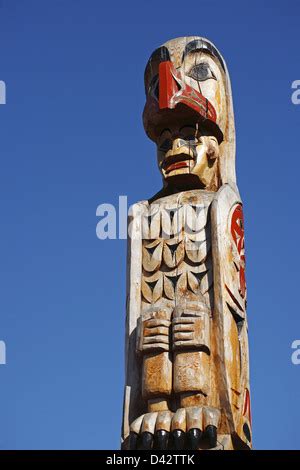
xmin=159 ymin=139 xmax=172 ymax=152
xmin=188 ymin=63 xmax=216 ymax=82
xmin=185 ymin=135 xmax=197 ymax=142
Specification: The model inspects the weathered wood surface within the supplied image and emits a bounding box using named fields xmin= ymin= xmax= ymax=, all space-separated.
xmin=122 ymin=36 xmax=251 ymax=450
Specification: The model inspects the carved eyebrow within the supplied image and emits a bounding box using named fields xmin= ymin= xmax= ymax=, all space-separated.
xmin=182 ymin=39 xmax=225 ymax=71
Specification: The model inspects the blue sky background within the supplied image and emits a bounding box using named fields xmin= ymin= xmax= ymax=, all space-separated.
xmin=0 ymin=0 xmax=299 ymax=450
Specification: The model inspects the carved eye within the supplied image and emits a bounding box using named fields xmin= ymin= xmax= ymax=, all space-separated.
xmin=179 ymin=128 xmax=198 ymax=145
xmin=159 ymin=139 xmax=172 ymax=152
xmin=184 ymin=135 xmax=197 ymax=145
xmin=188 ymin=63 xmax=216 ymax=82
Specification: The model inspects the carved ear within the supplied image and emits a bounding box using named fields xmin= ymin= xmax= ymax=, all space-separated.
xmin=206 ymin=136 xmax=220 ymax=160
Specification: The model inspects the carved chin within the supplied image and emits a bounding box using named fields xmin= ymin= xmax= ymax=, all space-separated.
xmin=162 ymin=167 xmax=217 ymax=191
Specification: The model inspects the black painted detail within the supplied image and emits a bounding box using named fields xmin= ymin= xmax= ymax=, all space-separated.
xmin=141 ymin=431 xmax=153 ymax=450
xmin=129 ymin=432 xmax=138 ymax=450
xmin=167 ymin=274 xmax=181 ymax=289
xmin=188 ymin=428 xmax=202 ymax=450
xmin=243 ymin=423 xmax=251 ymax=442
xmin=205 ymin=425 xmax=217 ymax=448
xmin=146 ymin=280 xmax=158 ymax=292
xmin=172 ymin=430 xmax=185 ymax=450
xmin=145 ymin=244 xmax=158 ymax=256
xmin=154 ymin=430 xmax=169 ymax=450
xmin=182 ymin=39 xmax=225 ymax=71
xmin=191 ymin=269 xmax=208 ymax=283
xmin=167 ymin=242 xmax=180 ymax=257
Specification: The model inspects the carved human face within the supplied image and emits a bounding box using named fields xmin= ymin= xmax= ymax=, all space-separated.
xmin=143 ymin=37 xmax=227 ymax=190
xmin=157 ymin=125 xmax=219 ymax=188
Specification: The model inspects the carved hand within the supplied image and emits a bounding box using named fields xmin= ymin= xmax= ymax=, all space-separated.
xmin=137 ymin=309 xmax=171 ymax=353
xmin=172 ymin=312 xmax=210 ymax=351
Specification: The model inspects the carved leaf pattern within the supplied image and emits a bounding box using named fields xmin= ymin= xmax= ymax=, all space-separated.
xmin=142 ymin=240 xmax=163 ymax=272
xmin=141 ymin=198 xmax=212 ymax=304
xmin=161 ymin=206 xmax=184 ymax=239
xmin=142 ymin=272 xmax=163 ymax=303
xmin=185 ymin=236 xmax=210 ymax=264
xmin=163 ymin=239 xmax=185 ymax=268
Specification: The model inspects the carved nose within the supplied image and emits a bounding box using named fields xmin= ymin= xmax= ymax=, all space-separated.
xmin=172 ymin=138 xmax=186 ymax=150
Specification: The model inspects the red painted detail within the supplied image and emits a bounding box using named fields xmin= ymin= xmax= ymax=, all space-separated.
xmin=243 ymin=388 xmax=252 ymax=426
xmin=158 ymin=61 xmax=180 ymax=109
xmin=158 ymin=61 xmax=217 ymax=122
xmin=165 ymin=161 xmax=189 ymax=174
xmin=231 ymin=204 xmax=246 ymax=298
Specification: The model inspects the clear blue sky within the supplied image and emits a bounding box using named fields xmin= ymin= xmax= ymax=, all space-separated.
xmin=0 ymin=0 xmax=299 ymax=450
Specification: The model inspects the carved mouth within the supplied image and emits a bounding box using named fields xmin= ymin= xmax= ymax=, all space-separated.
xmin=163 ymin=153 xmax=194 ymax=174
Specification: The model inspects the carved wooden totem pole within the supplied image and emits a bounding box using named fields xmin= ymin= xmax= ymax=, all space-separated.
xmin=122 ymin=37 xmax=251 ymax=450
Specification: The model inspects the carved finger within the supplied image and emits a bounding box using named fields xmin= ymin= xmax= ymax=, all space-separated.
xmin=129 ymin=414 xmax=144 ymax=450
xmin=141 ymin=432 xmax=153 ymax=450
xmin=140 ymin=412 xmax=158 ymax=450
xmin=153 ymin=430 xmax=168 ymax=450
xmin=144 ymin=326 xmax=169 ymax=337
xmin=186 ymin=407 xmax=203 ymax=450
xmin=204 ymin=425 xmax=217 ymax=448
xmin=143 ymin=335 xmax=169 ymax=345
xmin=188 ymin=428 xmax=202 ymax=450
xmin=172 ymin=430 xmax=185 ymax=450
xmin=154 ymin=411 xmax=172 ymax=450
xmin=155 ymin=411 xmax=173 ymax=432
xmin=173 ymin=323 xmax=195 ymax=333
xmin=172 ymin=318 xmax=195 ymax=348
xmin=171 ymin=407 xmax=186 ymax=432
xmin=186 ymin=406 xmax=203 ymax=430
xmin=142 ymin=412 xmax=158 ymax=434
xmin=130 ymin=414 xmax=144 ymax=434
xmin=203 ymin=407 xmax=220 ymax=448
xmin=173 ymin=332 xmax=194 ymax=341
xmin=171 ymin=408 xmax=186 ymax=450
xmin=129 ymin=432 xmax=138 ymax=450
xmin=173 ymin=315 xmax=210 ymax=351
xmin=144 ymin=318 xmax=170 ymax=329
xmin=203 ymin=406 xmax=220 ymax=429
xmin=141 ymin=342 xmax=169 ymax=352
xmin=173 ymin=317 xmax=196 ymax=324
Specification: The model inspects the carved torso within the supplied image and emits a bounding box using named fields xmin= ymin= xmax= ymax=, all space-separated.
xmin=142 ymin=190 xmax=214 ymax=316
xmin=123 ymin=186 xmax=251 ymax=450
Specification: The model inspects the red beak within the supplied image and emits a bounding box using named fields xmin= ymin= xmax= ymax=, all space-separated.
xmin=143 ymin=61 xmax=223 ymax=144
xmin=158 ymin=61 xmax=217 ymax=123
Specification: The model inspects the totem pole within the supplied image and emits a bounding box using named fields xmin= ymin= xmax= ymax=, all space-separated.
xmin=122 ymin=37 xmax=251 ymax=450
